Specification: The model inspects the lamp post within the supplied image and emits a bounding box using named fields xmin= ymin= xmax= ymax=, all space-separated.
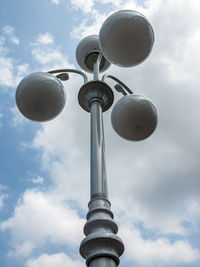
xmin=16 ymin=10 xmax=157 ymax=267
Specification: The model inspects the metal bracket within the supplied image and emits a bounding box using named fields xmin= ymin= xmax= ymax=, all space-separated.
xmin=48 ymin=68 xmax=88 ymax=84
xmin=102 ymin=74 xmax=133 ymax=95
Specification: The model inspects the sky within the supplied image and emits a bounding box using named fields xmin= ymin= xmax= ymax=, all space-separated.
xmin=0 ymin=0 xmax=200 ymax=266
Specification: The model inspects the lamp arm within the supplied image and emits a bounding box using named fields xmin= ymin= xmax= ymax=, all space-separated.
xmin=48 ymin=69 xmax=88 ymax=84
xmin=102 ymin=74 xmax=133 ymax=95
xmin=93 ymin=52 xmax=103 ymax=81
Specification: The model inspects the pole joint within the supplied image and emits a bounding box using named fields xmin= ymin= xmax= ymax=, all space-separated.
xmin=78 ymin=81 xmax=114 ymax=112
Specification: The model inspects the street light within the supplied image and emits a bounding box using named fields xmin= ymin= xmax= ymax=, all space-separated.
xmin=16 ymin=10 xmax=157 ymax=267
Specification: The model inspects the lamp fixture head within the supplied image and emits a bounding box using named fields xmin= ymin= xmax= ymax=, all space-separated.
xmin=111 ymin=94 xmax=158 ymax=141
xmin=99 ymin=10 xmax=154 ymax=67
xmin=16 ymin=72 xmax=66 ymax=122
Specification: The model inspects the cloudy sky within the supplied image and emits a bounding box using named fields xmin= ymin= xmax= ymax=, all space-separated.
xmin=1 ymin=0 xmax=200 ymax=266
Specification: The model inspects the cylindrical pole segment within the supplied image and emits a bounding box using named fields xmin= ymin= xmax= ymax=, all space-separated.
xmin=90 ymin=100 xmax=108 ymax=200
xmin=89 ymin=257 xmax=117 ymax=267
xmin=93 ymin=53 xmax=102 ymax=80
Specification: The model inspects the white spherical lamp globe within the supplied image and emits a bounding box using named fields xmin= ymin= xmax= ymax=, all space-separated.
xmin=16 ymin=72 xmax=66 ymax=122
xmin=111 ymin=95 xmax=158 ymax=141
xmin=99 ymin=10 xmax=154 ymax=67
xmin=76 ymin=35 xmax=111 ymax=73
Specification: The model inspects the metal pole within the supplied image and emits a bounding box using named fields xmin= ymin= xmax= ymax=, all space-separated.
xmin=90 ymin=100 xmax=108 ymax=200
xmin=79 ymin=54 xmax=124 ymax=267
xmin=79 ymin=99 xmax=124 ymax=267
xmin=90 ymin=53 xmax=108 ymax=200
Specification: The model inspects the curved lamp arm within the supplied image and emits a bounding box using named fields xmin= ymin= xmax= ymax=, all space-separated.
xmin=48 ymin=69 xmax=88 ymax=84
xmin=93 ymin=52 xmax=103 ymax=81
xmin=102 ymin=74 xmax=133 ymax=95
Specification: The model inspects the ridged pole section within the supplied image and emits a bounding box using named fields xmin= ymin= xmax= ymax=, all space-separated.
xmin=80 ymin=100 xmax=124 ymax=267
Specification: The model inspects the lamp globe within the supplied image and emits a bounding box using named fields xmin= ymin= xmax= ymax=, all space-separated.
xmin=16 ymin=72 xmax=66 ymax=122
xmin=99 ymin=10 xmax=154 ymax=67
xmin=111 ymin=94 xmax=158 ymax=141
xmin=76 ymin=35 xmax=111 ymax=73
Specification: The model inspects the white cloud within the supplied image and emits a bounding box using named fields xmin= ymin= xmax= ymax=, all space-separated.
xmin=31 ymin=33 xmax=73 ymax=70
xmin=0 ymin=113 xmax=3 ymax=128
xmin=15 ymin=63 xmax=29 ymax=84
xmin=71 ymin=10 xmax=107 ymax=39
xmin=3 ymin=25 xmax=14 ymax=35
xmin=0 ymin=185 xmax=8 ymax=210
xmin=36 ymin=33 xmax=54 ymax=45
xmin=26 ymin=253 xmax=82 ymax=267
xmin=0 ymin=189 xmax=85 ymax=257
xmin=0 ymin=195 xmax=6 ymax=210
xmin=31 ymin=176 xmax=44 ymax=184
xmin=121 ymin=225 xmax=200 ymax=265
xmin=0 ymin=56 xmax=15 ymax=87
xmin=11 ymin=36 xmax=19 ymax=45
xmin=0 ymin=58 xmax=29 ymax=89
xmin=52 ymin=0 xmax=59 ymax=4
xmin=10 ymin=106 xmax=26 ymax=127
xmin=0 ymin=28 xmax=29 ymax=89
xmin=2 ymin=25 xmax=19 ymax=45
xmin=8 ymin=241 xmax=35 ymax=258
xmin=97 ymin=0 xmax=128 ymax=7
xmin=0 ymin=36 xmax=8 ymax=55
xmin=69 ymin=0 xmax=94 ymax=14
xmin=32 ymin=47 xmax=69 ymax=69
xmin=31 ymin=79 xmax=91 ymax=206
